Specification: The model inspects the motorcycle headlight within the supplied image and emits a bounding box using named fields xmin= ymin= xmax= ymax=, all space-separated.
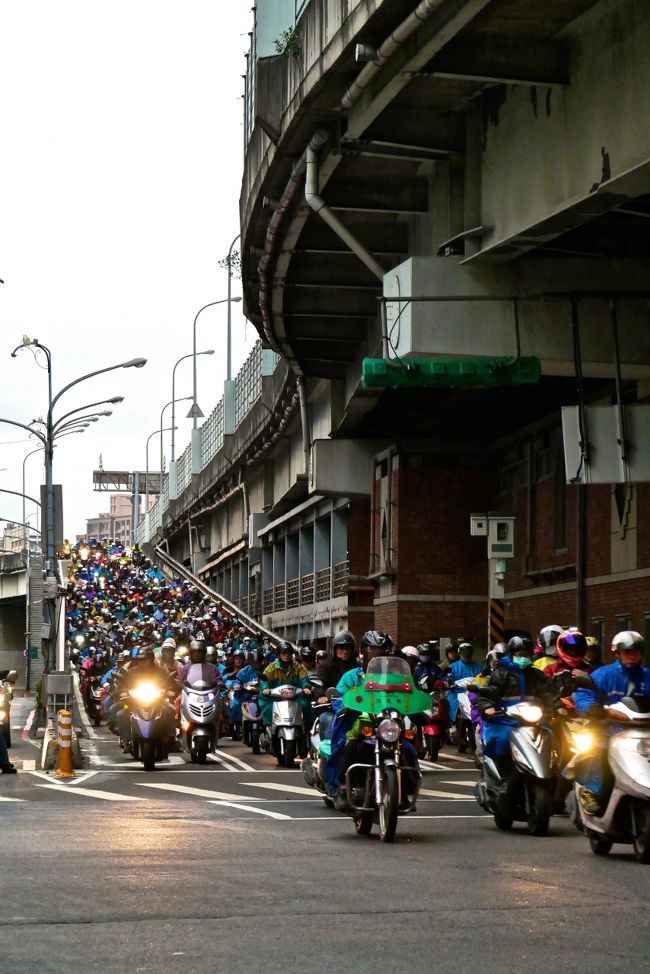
xmin=571 ymin=730 xmax=595 ymax=754
xmin=378 ymin=718 xmax=400 ymax=743
xmin=514 ymin=703 xmax=543 ymax=724
xmin=130 ymin=682 xmax=162 ymax=705
xmin=0 ymin=709 xmax=6 ymax=720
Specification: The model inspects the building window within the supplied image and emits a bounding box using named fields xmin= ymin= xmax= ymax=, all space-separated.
xmin=590 ymin=618 xmax=604 ymax=648
xmin=644 ymin=614 xmax=650 ymax=646
xmin=615 ymin=613 xmax=631 ymax=633
xmin=535 ymin=447 xmax=555 ymax=481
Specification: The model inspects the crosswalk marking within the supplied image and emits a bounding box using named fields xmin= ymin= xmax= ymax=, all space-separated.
xmin=35 ymin=784 xmax=145 ymax=801
xmin=135 ymin=781 xmax=263 ymax=802
xmin=207 ymin=800 xmax=291 ymax=820
xmin=239 ymin=781 xmax=318 ymax=798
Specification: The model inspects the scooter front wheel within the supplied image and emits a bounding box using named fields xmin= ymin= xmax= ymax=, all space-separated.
xmin=141 ymin=739 xmax=155 ymax=772
xmin=526 ymin=782 xmax=551 ymax=836
xmin=251 ymin=729 xmax=260 ymax=755
xmin=494 ymin=813 xmax=513 ymax=831
xmin=589 ymin=833 xmax=613 ymax=856
xmin=425 ymin=737 xmax=440 ymax=762
xmin=633 ymin=805 xmax=650 ymax=863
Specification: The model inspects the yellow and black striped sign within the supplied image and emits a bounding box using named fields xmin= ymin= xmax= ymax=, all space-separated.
xmin=488 ymin=598 xmax=505 ymax=648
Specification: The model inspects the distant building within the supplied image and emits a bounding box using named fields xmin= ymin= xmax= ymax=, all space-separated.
xmin=80 ymin=493 xmax=156 ymax=547
xmin=2 ymin=521 xmax=40 ymax=557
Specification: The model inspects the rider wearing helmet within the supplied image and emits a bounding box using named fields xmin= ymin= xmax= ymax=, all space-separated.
xmin=415 ymin=643 xmax=444 ymax=689
xmin=477 ymin=636 xmax=559 ymax=769
xmin=584 ymin=635 xmax=602 ymax=670
xmin=574 ymin=631 xmax=650 ymax=813
xmin=299 ymin=646 xmax=317 ymax=677
xmin=533 ymin=624 xmax=564 ymax=671
xmin=401 ymin=645 xmax=419 ymax=675
xmin=316 ymin=631 xmax=358 ymax=690
xmin=483 ymin=642 xmax=507 ymax=675
xmin=116 ymin=645 xmax=177 ymax=751
xmin=336 ymin=631 xmax=394 ymax=694
xmin=225 ymin=648 xmax=252 ymax=733
xmin=446 ymin=643 xmax=483 ymax=723
xmin=260 ymin=640 xmax=312 ymax=727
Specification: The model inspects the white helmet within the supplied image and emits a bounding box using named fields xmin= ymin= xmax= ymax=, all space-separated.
xmin=401 ymin=645 xmax=419 ymax=659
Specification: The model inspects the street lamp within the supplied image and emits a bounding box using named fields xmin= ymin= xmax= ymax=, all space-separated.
xmin=52 ymin=396 xmax=124 ymax=433
xmin=191 ymin=296 xmax=241 ymax=430
xmin=145 ymin=426 xmax=174 ymax=514
xmin=172 ymin=350 xmax=214 ymax=461
xmin=159 ymin=396 xmax=192 ymax=482
xmin=10 ymin=338 xmax=146 ymax=568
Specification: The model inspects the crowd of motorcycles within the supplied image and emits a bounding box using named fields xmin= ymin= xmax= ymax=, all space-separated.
xmin=63 ymin=539 xmax=650 ymax=853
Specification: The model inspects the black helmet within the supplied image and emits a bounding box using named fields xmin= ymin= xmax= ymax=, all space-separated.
xmin=277 ymin=640 xmax=294 ymax=657
xmin=249 ymin=647 xmax=264 ymax=668
xmin=135 ymin=646 xmax=155 ymax=663
xmin=300 ymin=646 xmax=315 ymax=663
xmin=507 ymin=635 xmax=534 ymax=657
xmin=360 ymin=631 xmax=394 ymax=654
xmin=189 ymin=639 xmax=207 ymax=662
xmin=332 ymin=630 xmax=356 ymax=652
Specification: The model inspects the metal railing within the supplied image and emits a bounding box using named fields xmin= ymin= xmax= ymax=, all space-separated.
xmin=273 ymin=583 xmax=286 ymax=612
xmin=300 ymin=572 xmax=314 ymax=605
xmin=286 ymin=577 xmax=300 ymax=609
xmin=201 ymin=399 xmax=224 ymax=468
xmin=316 ymin=566 xmax=331 ymax=602
xmin=176 ymin=443 xmax=192 ymax=495
xmin=332 ymin=560 xmax=350 ymax=597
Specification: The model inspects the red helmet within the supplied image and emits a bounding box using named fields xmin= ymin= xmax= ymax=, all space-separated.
xmin=556 ymin=629 xmax=587 ymax=669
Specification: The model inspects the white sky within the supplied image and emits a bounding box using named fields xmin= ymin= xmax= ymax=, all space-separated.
xmin=0 ymin=1 xmax=255 ymax=541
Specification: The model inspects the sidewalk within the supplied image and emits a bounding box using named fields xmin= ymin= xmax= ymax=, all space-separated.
xmin=4 ymin=692 xmax=40 ymax=770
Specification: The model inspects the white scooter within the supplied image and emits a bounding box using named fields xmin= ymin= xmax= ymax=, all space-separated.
xmin=260 ymin=684 xmax=308 ymax=767
xmin=179 ymin=666 xmax=222 ymax=764
xmin=568 ymin=695 xmax=650 ymax=863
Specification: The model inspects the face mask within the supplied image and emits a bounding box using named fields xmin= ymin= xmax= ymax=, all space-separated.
xmin=512 ymin=655 xmax=533 ymax=669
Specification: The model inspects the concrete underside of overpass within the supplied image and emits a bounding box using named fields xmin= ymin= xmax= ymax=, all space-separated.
xmin=152 ymin=0 xmax=650 ymax=648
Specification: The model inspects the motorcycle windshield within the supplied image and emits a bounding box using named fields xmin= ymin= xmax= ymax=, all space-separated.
xmin=342 ymin=657 xmax=431 ymax=715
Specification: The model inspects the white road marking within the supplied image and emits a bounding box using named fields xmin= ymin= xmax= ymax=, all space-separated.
xmin=419 ymin=788 xmax=476 ymax=800
xmin=135 ymin=782 xmax=263 ymax=802
xmin=35 ymin=784 xmax=145 ymax=801
xmin=0 ymin=796 xmax=25 ymax=802
xmin=439 ymin=779 xmax=477 ymax=787
xmin=208 ymin=750 xmax=254 ymax=772
xmin=19 ymin=760 xmax=36 ymax=771
xmin=72 ymin=674 xmax=99 ymax=740
xmin=239 ymin=781 xmax=318 ymax=798
xmin=207 ymin=800 xmax=291 ymax=820
xmin=435 ymin=752 xmax=474 ymax=763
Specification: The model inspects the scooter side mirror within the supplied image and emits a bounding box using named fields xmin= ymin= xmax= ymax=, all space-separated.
xmin=326 ymin=687 xmax=340 ymax=700
xmin=572 ymin=673 xmax=595 ymax=690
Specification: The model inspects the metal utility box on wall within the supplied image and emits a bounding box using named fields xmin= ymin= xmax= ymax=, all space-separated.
xmin=488 ymin=514 xmax=515 ymax=558
xmin=470 ymin=514 xmax=488 ymax=536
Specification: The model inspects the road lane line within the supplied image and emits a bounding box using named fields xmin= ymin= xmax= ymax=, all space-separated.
xmin=207 ymin=751 xmax=243 ymax=771
xmin=34 ymin=784 xmax=145 ymax=801
xmin=135 ymin=782 xmax=263 ymax=802
xmin=72 ymin=674 xmax=99 ymax=740
xmin=435 ymin=752 xmax=474 ymax=763
xmin=239 ymin=781 xmax=317 ymax=797
xmin=439 ymin=779 xmax=477 ymax=787
xmin=207 ymin=800 xmax=291 ymax=820
xmin=0 ymin=796 xmax=25 ymax=802
xmin=210 ymin=750 xmax=255 ymax=771
xmin=419 ymin=788 xmax=476 ymax=800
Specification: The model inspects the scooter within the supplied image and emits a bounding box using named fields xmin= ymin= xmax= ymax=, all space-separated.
xmin=0 ymin=669 xmax=16 ymax=747
xmin=453 ymin=676 xmax=478 ymax=754
xmin=179 ymin=670 xmax=222 ymax=764
xmin=240 ymin=680 xmax=262 ymax=754
xmin=417 ymin=678 xmax=448 ymax=762
xmin=475 ymin=700 xmax=558 ymax=836
xmin=84 ymin=675 xmax=104 ymax=727
xmin=567 ymin=694 xmax=650 ymax=862
xmin=301 ymin=689 xmax=338 ymax=808
xmin=127 ymin=680 xmax=174 ymax=772
xmin=260 ymin=685 xmax=308 ymax=767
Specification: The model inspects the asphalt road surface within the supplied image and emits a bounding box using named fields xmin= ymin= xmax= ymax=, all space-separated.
xmin=1 ymin=713 xmax=649 ymax=973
